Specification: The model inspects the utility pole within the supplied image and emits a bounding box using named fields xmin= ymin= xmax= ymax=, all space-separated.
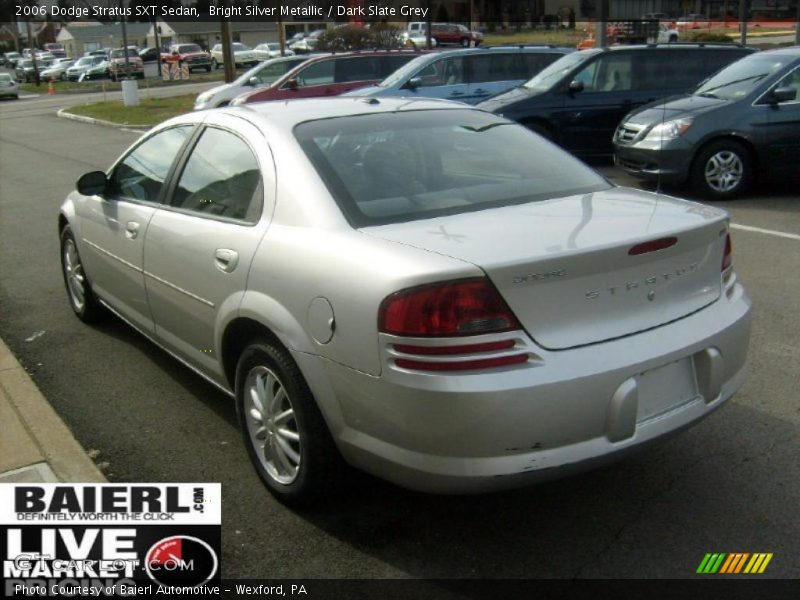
xmin=739 ymin=0 xmax=749 ymax=45
xmin=795 ymin=0 xmax=799 ymax=46
xmin=153 ymin=18 xmax=162 ymax=78
xmin=278 ymin=12 xmax=286 ymax=56
xmin=25 ymin=19 xmax=39 ymax=86
xmin=220 ymin=15 xmax=235 ymax=83
xmin=596 ymin=0 xmax=609 ymax=48
xmin=120 ymin=0 xmax=130 ymax=73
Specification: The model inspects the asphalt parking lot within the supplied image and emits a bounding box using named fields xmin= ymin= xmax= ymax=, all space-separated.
xmin=0 ymin=91 xmax=798 ymax=580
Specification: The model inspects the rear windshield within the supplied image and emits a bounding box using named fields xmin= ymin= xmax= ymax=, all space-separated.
xmin=295 ymin=110 xmax=610 ymax=227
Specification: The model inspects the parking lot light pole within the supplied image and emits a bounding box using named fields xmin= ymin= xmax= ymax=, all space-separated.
xmin=739 ymin=0 xmax=749 ymax=45
xmin=795 ymin=0 xmax=800 ymax=45
xmin=25 ymin=19 xmax=39 ymax=86
xmin=119 ymin=0 xmax=139 ymax=107
xmin=596 ymin=0 xmax=609 ymax=47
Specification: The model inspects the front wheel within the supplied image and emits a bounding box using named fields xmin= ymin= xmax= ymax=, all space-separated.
xmin=60 ymin=225 xmax=103 ymax=323
xmin=691 ymin=139 xmax=752 ymax=200
xmin=236 ymin=340 xmax=344 ymax=505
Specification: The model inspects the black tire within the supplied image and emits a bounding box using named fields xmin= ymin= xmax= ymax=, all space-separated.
xmin=690 ymin=139 xmax=752 ymax=200
xmin=60 ymin=225 xmax=103 ymax=323
xmin=236 ymin=340 xmax=344 ymax=505
xmin=669 ymin=34 xmax=678 ymax=42
xmin=205 ymin=65 xmax=211 ymax=73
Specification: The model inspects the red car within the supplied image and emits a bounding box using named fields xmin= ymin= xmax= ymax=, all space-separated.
xmin=232 ymin=51 xmax=423 ymax=105
xmin=160 ymin=43 xmax=212 ymax=73
xmin=431 ymin=23 xmax=483 ymax=47
xmin=107 ymin=48 xmax=144 ymax=81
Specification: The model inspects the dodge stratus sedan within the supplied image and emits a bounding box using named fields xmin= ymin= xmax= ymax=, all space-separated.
xmin=59 ymin=98 xmax=751 ymax=503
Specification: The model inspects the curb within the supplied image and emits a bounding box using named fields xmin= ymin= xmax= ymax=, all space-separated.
xmin=0 ymin=337 xmax=106 ymax=483
xmin=57 ymin=107 xmax=153 ymax=130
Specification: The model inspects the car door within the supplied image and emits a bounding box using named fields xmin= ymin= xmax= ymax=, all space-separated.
xmin=558 ymin=51 xmax=646 ymax=157
xmin=143 ymin=116 xmax=273 ymax=378
xmin=76 ymin=125 xmax=195 ymax=334
xmin=762 ymin=65 xmax=800 ymax=180
xmin=412 ymin=55 xmax=469 ymax=101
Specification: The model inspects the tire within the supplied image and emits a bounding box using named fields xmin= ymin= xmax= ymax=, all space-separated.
xmin=236 ymin=340 xmax=344 ymax=505
xmin=211 ymin=58 xmax=219 ymax=70
xmin=691 ymin=139 xmax=752 ymax=200
xmin=60 ymin=72 xmax=66 ymax=81
xmin=669 ymin=34 xmax=678 ymax=42
xmin=205 ymin=65 xmax=211 ymax=73
xmin=60 ymin=225 xmax=103 ymax=323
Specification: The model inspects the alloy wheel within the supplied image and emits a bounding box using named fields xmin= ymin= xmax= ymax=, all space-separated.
xmin=63 ymin=238 xmax=86 ymax=312
xmin=244 ymin=365 xmax=301 ymax=485
xmin=704 ymin=150 xmax=743 ymax=193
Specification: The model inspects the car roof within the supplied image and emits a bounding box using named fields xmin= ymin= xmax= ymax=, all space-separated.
xmin=756 ymin=46 xmax=800 ymax=58
xmin=225 ymin=96 xmax=472 ymax=132
xmin=597 ymin=43 xmax=752 ymax=52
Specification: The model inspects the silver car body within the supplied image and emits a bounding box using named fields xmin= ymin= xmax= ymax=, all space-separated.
xmin=0 ymin=73 xmax=19 ymax=98
xmin=59 ymin=98 xmax=751 ymax=493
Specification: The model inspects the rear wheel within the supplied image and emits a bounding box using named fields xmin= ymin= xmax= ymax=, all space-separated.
xmin=236 ymin=340 xmax=344 ymax=505
xmin=60 ymin=225 xmax=103 ymax=323
xmin=691 ymin=139 xmax=752 ymax=200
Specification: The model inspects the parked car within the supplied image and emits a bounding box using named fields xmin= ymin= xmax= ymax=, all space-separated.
xmin=83 ymin=59 xmax=110 ymax=81
xmin=400 ymin=22 xmax=438 ymax=48
xmin=289 ymin=30 xmax=326 ymax=54
xmin=431 ymin=22 xmax=483 ymax=47
xmin=40 ymin=58 xmax=75 ymax=81
xmin=210 ymin=43 xmax=259 ymax=69
xmin=676 ymin=14 xmax=710 ymax=29
xmin=194 ymin=55 xmax=314 ymax=110
xmin=0 ymin=73 xmax=19 ymax=99
xmin=254 ymin=43 xmax=294 ymax=60
xmin=478 ymin=44 xmax=756 ymax=158
xmin=58 ymin=97 xmax=751 ymax=503
xmin=614 ymin=47 xmax=800 ymax=199
xmin=347 ymin=46 xmax=573 ymax=105
xmin=139 ymin=47 xmax=160 ymax=63
xmin=162 ymin=44 xmax=212 ymax=73
xmin=67 ymin=56 xmax=107 ymax=81
xmin=107 ymin=47 xmax=144 ymax=81
xmin=14 ymin=59 xmax=38 ymax=83
xmin=44 ymin=43 xmax=66 ymax=59
xmin=232 ymin=51 xmax=423 ymax=105
xmin=3 ymin=52 xmax=22 ymax=68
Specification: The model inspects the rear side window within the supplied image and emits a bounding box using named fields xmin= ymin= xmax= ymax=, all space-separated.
xmin=467 ymin=53 xmax=519 ymax=82
xmin=171 ymin=128 xmax=263 ymax=222
xmin=418 ymin=56 xmax=466 ymax=87
xmin=335 ymin=57 xmax=381 ymax=83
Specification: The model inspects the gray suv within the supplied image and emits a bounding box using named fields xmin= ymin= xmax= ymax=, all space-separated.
xmin=614 ymin=47 xmax=800 ymax=199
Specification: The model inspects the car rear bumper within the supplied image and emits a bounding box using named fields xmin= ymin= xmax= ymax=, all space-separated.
xmin=294 ymin=280 xmax=751 ymax=493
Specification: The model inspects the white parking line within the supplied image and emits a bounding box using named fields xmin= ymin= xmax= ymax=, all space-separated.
xmin=731 ymin=223 xmax=800 ymax=242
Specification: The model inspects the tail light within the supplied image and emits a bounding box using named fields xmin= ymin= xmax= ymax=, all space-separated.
xmin=721 ymin=233 xmax=732 ymax=272
xmin=378 ymin=278 xmax=520 ymax=337
xmin=379 ymin=278 xmax=528 ymax=372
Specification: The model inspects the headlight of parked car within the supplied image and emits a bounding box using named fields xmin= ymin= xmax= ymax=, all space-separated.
xmin=643 ymin=117 xmax=693 ymax=142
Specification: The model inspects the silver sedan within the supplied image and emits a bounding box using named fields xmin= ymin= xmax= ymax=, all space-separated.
xmin=58 ymin=98 xmax=751 ymax=503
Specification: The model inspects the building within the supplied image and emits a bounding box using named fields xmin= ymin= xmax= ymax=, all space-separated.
xmin=146 ymin=20 xmax=279 ymax=51
xmin=56 ymin=22 xmax=151 ymax=57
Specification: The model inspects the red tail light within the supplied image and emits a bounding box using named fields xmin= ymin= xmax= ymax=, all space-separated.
xmin=722 ymin=233 xmax=732 ymax=272
xmin=378 ymin=278 xmax=521 ymax=337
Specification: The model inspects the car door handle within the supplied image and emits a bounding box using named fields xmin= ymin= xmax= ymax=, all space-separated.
xmin=214 ymin=249 xmax=239 ymax=273
xmin=125 ymin=221 xmax=140 ymax=239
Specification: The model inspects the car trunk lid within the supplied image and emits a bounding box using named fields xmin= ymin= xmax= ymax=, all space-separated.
xmin=363 ymin=188 xmax=728 ymax=349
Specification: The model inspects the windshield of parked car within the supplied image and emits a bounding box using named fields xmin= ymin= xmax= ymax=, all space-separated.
xmin=522 ymin=50 xmax=599 ymax=91
xmin=296 ymin=109 xmax=611 ymax=227
xmin=378 ymin=54 xmax=432 ymax=87
xmin=693 ymin=54 xmax=795 ymax=100
xmin=0 ymin=74 xmax=12 ymax=82
xmin=232 ymin=43 xmax=250 ymax=51
xmin=109 ymin=49 xmax=136 ymax=59
xmin=75 ymin=57 xmax=93 ymax=67
xmin=178 ymin=44 xmax=202 ymax=53
xmin=19 ymin=60 xmax=34 ymax=68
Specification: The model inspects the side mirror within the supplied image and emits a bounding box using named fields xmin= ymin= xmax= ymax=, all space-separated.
xmin=403 ymin=77 xmax=422 ymax=90
xmin=568 ymin=79 xmax=584 ymax=94
xmin=248 ymin=76 xmax=259 ymax=87
xmin=77 ymin=171 xmax=108 ymax=196
xmin=287 ymin=78 xmax=299 ymax=91
xmin=769 ymin=86 xmax=797 ymax=104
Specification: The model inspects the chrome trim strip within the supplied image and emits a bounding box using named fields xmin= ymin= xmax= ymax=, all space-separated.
xmin=97 ymin=299 xmax=234 ymax=398
xmin=143 ymin=270 xmax=216 ymax=308
xmin=82 ymin=238 xmax=143 ymax=273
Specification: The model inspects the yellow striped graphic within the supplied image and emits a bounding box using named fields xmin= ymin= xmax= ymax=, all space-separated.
xmin=743 ymin=553 xmax=773 ymax=574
